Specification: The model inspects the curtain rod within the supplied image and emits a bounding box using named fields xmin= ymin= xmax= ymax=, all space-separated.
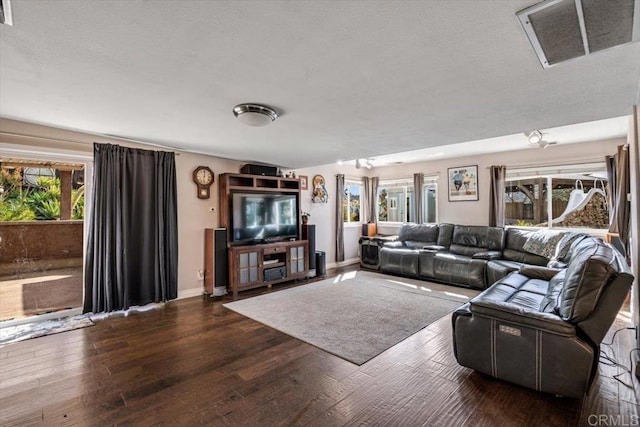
xmin=0 ymin=131 xmax=181 ymax=155
xmin=485 ymin=158 xmax=604 ymax=170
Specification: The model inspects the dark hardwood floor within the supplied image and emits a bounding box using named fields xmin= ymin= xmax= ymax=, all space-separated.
xmin=1 ymin=270 xmax=638 ymax=426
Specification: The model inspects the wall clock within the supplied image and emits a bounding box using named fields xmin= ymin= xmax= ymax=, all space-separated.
xmin=193 ymin=166 xmax=214 ymax=199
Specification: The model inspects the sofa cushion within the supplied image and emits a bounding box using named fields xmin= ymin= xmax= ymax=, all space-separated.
xmin=379 ymin=247 xmax=419 ymax=277
xmin=399 ymin=223 xmax=439 ymax=243
xmin=557 ymin=240 xmax=616 ymax=322
xmin=502 ymin=229 xmax=550 ymax=266
xmin=433 ymin=252 xmax=487 ymax=289
xmin=436 ymin=223 xmax=454 ymax=248
xmin=471 ymin=272 xmax=548 ymax=311
xmin=540 ymin=270 xmax=566 ymax=313
xmin=449 ymin=225 xmax=505 ymax=257
xmin=486 ymin=259 xmax=523 ymax=285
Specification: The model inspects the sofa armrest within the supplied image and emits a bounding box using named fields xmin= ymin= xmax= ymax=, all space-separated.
xmin=518 ymin=265 xmax=561 ymax=281
xmin=382 ymin=241 xmax=405 ymax=248
xmin=470 ymin=299 xmax=576 ymax=336
xmin=472 ymin=250 xmax=502 ymax=260
xmin=423 ymin=244 xmax=446 ymax=251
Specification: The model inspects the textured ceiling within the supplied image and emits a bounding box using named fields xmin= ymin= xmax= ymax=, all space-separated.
xmin=0 ymin=1 xmax=638 ymax=168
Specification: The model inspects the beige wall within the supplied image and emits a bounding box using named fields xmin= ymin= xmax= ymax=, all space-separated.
xmin=0 ymin=118 xmax=243 ymax=299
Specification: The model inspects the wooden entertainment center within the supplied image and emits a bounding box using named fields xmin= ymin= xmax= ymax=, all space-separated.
xmin=218 ymin=173 xmax=308 ymax=298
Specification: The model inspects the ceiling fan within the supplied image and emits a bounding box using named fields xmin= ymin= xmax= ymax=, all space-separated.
xmin=525 ymin=130 xmax=558 ymax=149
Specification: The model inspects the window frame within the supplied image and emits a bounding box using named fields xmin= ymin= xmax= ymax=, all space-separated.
xmin=342 ymin=179 xmax=363 ymax=226
xmin=504 ymin=162 xmax=609 ymax=236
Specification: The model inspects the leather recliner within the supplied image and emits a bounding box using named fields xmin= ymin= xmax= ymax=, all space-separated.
xmin=452 ymin=237 xmax=633 ymax=398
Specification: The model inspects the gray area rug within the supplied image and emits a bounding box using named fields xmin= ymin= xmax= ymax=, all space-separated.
xmin=224 ymin=271 xmax=478 ymax=365
xmin=0 ymin=315 xmax=94 ymax=345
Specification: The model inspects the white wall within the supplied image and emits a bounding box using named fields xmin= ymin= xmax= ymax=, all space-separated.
xmin=374 ymin=138 xmax=624 ymax=234
xmin=295 ymin=163 xmax=368 ymax=268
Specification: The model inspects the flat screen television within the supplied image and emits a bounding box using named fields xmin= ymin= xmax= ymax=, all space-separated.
xmin=231 ymin=192 xmax=299 ymax=244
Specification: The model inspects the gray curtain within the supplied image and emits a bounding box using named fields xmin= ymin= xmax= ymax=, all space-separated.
xmin=489 ymin=165 xmax=506 ymax=227
xmin=607 ymin=145 xmax=631 ymax=259
xmin=336 ymin=174 xmax=345 ymax=262
xmin=362 ymin=176 xmax=371 ymax=224
xmin=370 ymin=177 xmax=379 ymax=225
xmin=84 ymin=143 xmax=178 ymax=314
xmin=413 ymin=173 xmax=424 ymax=223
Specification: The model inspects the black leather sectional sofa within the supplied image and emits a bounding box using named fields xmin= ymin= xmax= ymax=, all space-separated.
xmin=379 ymin=223 xmax=561 ymax=289
xmin=376 ymin=223 xmax=634 ymax=398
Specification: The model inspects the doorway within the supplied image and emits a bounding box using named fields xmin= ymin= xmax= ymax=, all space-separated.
xmin=0 ymin=159 xmax=87 ymax=322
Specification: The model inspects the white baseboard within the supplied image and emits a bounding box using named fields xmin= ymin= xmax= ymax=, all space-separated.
xmin=178 ymin=287 xmax=206 ymax=300
xmin=326 ymin=257 xmax=360 ymax=271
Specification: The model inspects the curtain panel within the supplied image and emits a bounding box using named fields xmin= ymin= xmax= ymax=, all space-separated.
xmin=413 ymin=173 xmax=424 ymax=224
xmin=362 ymin=176 xmax=371 ymax=224
xmin=335 ymin=174 xmax=345 ymax=262
xmin=607 ymin=145 xmax=631 ymax=259
xmin=84 ymin=143 xmax=178 ymax=314
xmin=489 ymin=165 xmax=506 ymax=227
xmin=370 ymin=177 xmax=379 ymax=225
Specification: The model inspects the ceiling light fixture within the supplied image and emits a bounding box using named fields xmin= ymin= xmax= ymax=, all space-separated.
xmin=527 ymin=130 xmax=543 ymax=145
xmin=233 ymin=103 xmax=278 ymax=127
xmin=355 ymin=158 xmax=374 ymax=170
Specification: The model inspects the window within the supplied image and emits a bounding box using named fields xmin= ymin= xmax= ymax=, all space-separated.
xmin=423 ymin=179 xmax=438 ymax=223
xmin=376 ymin=177 xmax=438 ymax=224
xmin=504 ymin=163 xmax=609 ymax=230
xmin=377 ymin=179 xmax=414 ymax=223
xmin=343 ymin=180 xmax=362 ymax=224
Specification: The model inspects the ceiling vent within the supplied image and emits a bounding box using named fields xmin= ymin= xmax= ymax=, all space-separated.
xmin=0 ymin=0 xmax=13 ymax=26
xmin=517 ymin=0 xmax=639 ymax=68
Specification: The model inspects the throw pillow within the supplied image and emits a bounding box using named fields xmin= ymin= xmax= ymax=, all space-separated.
xmin=522 ymin=230 xmax=565 ymax=259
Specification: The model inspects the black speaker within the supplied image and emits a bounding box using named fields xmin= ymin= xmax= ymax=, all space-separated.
xmin=302 ymin=224 xmax=316 ymax=271
xmin=214 ymin=228 xmax=228 ymax=288
xmin=240 ymin=164 xmax=278 ymax=176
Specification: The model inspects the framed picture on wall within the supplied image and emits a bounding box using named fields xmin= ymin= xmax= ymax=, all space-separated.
xmin=299 ymin=175 xmax=308 ymax=190
xmin=448 ymin=165 xmax=479 ymax=201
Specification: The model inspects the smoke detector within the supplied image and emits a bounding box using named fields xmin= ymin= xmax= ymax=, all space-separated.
xmin=517 ymin=0 xmax=639 ymax=68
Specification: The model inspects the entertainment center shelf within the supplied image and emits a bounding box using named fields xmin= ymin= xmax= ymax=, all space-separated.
xmin=218 ymin=172 xmax=308 ymax=298
xmin=229 ymin=241 xmax=308 ymax=298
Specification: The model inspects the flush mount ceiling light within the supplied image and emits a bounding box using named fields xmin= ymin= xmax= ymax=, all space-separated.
xmin=233 ymin=103 xmax=278 ymax=127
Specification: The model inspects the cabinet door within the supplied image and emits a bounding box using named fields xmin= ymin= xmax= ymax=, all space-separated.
xmin=296 ymin=246 xmax=305 ymax=272
xmin=289 ymin=245 xmax=305 ymax=274
xmin=238 ymin=250 xmax=260 ymax=285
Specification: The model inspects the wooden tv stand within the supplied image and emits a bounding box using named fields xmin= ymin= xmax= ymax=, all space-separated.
xmin=228 ymin=240 xmax=308 ymax=299
xmin=218 ymin=173 xmax=307 ymax=298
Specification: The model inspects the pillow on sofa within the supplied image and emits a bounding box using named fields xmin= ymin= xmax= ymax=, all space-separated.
xmin=522 ymin=230 xmax=565 ymax=259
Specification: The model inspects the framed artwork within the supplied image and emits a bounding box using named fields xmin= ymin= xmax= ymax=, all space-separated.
xmin=448 ymin=165 xmax=479 ymax=201
xmin=299 ymin=175 xmax=308 ymax=190
xmin=311 ymin=175 xmax=329 ymax=203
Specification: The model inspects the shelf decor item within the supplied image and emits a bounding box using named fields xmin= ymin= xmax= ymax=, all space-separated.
xmin=301 ymin=211 xmax=310 ymax=224
xmin=448 ymin=165 xmax=478 ymax=202
xmin=311 ymin=175 xmax=328 ymax=203
xmin=299 ymin=175 xmax=308 ymax=190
